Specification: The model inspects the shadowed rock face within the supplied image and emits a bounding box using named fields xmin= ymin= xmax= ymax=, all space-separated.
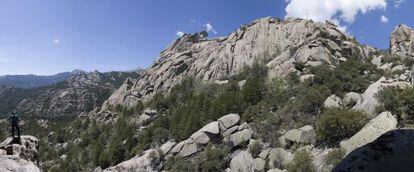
xmin=334 ymin=129 xmax=414 ymax=172
xmin=104 ymin=17 xmax=370 ymax=108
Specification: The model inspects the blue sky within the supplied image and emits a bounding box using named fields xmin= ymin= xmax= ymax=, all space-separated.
xmin=0 ymin=0 xmax=412 ymax=75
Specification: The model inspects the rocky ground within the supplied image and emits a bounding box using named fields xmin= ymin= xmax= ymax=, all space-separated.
xmin=0 ymin=136 xmax=40 ymax=172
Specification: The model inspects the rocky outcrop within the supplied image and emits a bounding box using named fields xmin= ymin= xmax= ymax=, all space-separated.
xmin=352 ymin=77 xmax=410 ymax=116
xmin=0 ymin=136 xmax=40 ymax=172
xmin=0 ymin=156 xmax=40 ymax=172
xmin=100 ymin=149 xmax=159 ymax=172
xmin=170 ymin=113 xmax=250 ymax=157
xmin=279 ymin=125 xmax=316 ymax=148
xmin=104 ymin=17 xmax=368 ymax=107
xmin=340 ymin=112 xmax=397 ymax=155
xmin=335 ymin=129 xmax=414 ymax=172
xmin=390 ymin=24 xmax=414 ymax=58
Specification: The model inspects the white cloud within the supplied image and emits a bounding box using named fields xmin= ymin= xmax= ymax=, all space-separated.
xmin=285 ymin=0 xmax=387 ymax=30
xmin=53 ymin=38 xmax=60 ymax=44
xmin=380 ymin=15 xmax=389 ymax=23
xmin=204 ymin=23 xmax=217 ymax=34
xmin=394 ymin=0 xmax=404 ymax=8
xmin=176 ymin=31 xmax=185 ymax=37
xmin=190 ymin=19 xmax=196 ymax=23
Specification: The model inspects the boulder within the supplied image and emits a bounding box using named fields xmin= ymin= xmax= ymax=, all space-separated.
xmin=222 ymin=126 xmax=239 ymax=138
xmin=135 ymin=114 xmax=151 ymax=126
xmin=392 ymin=64 xmax=404 ymax=72
xmin=218 ymin=114 xmax=240 ymax=131
xmin=37 ymin=119 xmax=49 ymax=129
xmin=177 ymin=140 xmax=199 ymax=157
xmin=238 ymin=80 xmax=247 ymax=89
xmin=143 ymin=109 xmax=157 ymax=116
xmin=230 ymin=129 xmax=252 ymax=147
xmin=170 ymin=141 xmax=185 ymax=154
xmin=268 ymin=148 xmax=293 ymax=169
xmin=160 ymin=141 xmax=176 ymax=154
xmin=340 ymin=112 xmax=397 ymax=155
xmin=342 ymin=92 xmax=362 ymax=108
xmin=229 ymin=150 xmax=254 ymax=172
xmin=199 ymin=121 xmax=220 ymax=134
xmin=190 ymin=131 xmax=210 ymax=145
xmin=259 ymin=148 xmax=271 ymax=159
xmin=0 ymin=149 xmax=6 ymax=156
xmin=102 ymin=149 xmax=158 ymax=172
xmin=323 ymin=94 xmax=342 ymax=108
xmin=299 ymin=74 xmax=315 ymax=82
xmin=253 ymin=158 xmax=266 ymax=171
xmin=370 ymin=55 xmax=382 ymax=67
xmin=279 ymin=125 xmax=316 ymax=148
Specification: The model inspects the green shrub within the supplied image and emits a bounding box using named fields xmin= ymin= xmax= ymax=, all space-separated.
xmin=165 ymin=157 xmax=195 ymax=172
xmin=316 ymin=108 xmax=368 ymax=144
xmin=249 ymin=141 xmax=262 ymax=158
xmin=287 ymin=149 xmax=316 ymax=172
xmin=375 ymin=86 xmax=403 ymax=118
xmin=311 ymin=58 xmax=381 ymax=97
xmin=196 ymin=144 xmax=230 ymax=172
xmin=376 ymin=86 xmax=414 ymax=124
xmin=399 ymin=87 xmax=414 ymax=123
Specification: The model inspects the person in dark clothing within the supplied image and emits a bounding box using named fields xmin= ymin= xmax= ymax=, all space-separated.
xmin=8 ymin=112 xmax=20 ymax=138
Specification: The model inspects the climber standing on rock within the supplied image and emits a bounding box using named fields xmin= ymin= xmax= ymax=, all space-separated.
xmin=8 ymin=112 xmax=20 ymax=139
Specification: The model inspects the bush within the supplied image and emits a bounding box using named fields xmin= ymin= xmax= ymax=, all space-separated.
xmin=287 ymin=149 xmax=316 ymax=172
xmin=324 ymin=148 xmax=345 ymax=168
xmin=196 ymin=144 xmax=230 ymax=172
xmin=310 ymin=58 xmax=381 ymax=97
xmin=399 ymin=87 xmax=414 ymax=123
xmin=376 ymin=86 xmax=414 ymax=124
xmin=165 ymin=157 xmax=195 ymax=172
xmin=375 ymin=86 xmax=403 ymax=119
xmin=316 ymin=108 xmax=368 ymax=144
xmin=249 ymin=141 xmax=262 ymax=158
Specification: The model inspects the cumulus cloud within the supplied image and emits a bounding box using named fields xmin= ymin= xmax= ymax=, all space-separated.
xmin=285 ymin=0 xmax=387 ymax=30
xmin=380 ymin=15 xmax=389 ymax=23
xmin=53 ymin=38 xmax=60 ymax=44
xmin=204 ymin=23 xmax=217 ymax=34
xmin=176 ymin=31 xmax=185 ymax=37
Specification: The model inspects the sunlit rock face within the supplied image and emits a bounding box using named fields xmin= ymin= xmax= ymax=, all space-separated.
xmin=105 ymin=17 xmax=369 ymax=108
xmin=391 ymin=24 xmax=414 ymax=58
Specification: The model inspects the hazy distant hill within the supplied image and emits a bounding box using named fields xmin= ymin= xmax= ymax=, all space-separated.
xmin=0 ymin=70 xmax=141 ymax=117
xmin=0 ymin=71 xmax=84 ymax=89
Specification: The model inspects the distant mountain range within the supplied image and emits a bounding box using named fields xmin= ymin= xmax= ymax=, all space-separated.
xmin=0 ymin=70 xmax=84 ymax=89
xmin=0 ymin=70 xmax=141 ymax=117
